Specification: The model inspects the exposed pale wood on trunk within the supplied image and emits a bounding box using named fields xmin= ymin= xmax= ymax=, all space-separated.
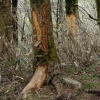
xmin=67 ymin=14 xmax=76 ymax=37
xmin=32 ymin=9 xmax=42 ymax=41
xmin=21 ymin=65 xmax=48 ymax=94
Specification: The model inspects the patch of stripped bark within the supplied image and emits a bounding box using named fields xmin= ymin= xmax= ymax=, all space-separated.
xmin=21 ymin=65 xmax=48 ymax=94
xmin=66 ymin=14 xmax=76 ymax=38
xmin=31 ymin=8 xmax=42 ymax=43
xmin=32 ymin=4 xmax=48 ymax=52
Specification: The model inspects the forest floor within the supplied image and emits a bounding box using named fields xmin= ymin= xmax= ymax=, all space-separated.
xmin=26 ymin=64 xmax=100 ymax=100
xmin=0 ymin=59 xmax=100 ymax=100
xmin=0 ymin=43 xmax=100 ymax=100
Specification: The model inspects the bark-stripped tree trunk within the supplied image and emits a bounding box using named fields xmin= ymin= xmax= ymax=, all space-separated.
xmin=65 ymin=0 xmax=78 ymax=38
xmin=96 ymin=0 xmax=100 ymax=27
xmin=21 ymin=0 xmax=58 ymax=94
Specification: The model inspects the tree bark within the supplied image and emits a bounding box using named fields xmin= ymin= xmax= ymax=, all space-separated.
xmin=0 ymin=11 xmax=6 ymax=54
xmin=0 ymin=0 xmax=13 ymax=54
xmin=12 ymin=0 xmax=18 ymax=43
xmin=96 ymin=0 xmax=100 ymax=27
xmin=21 ymin=0 xmax=58 ymax=94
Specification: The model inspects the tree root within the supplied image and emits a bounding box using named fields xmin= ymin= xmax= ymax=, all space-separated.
xmin=86 ymin=89 xmax=100 ymax=96
xmin=48 ymin=73 xmax=82 ymax=90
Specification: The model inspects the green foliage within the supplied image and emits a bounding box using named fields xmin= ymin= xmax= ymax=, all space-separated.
xmin=83 ymin=82 xmax=91 ymax=89
xmin=35 ymin=93 xmax=40 ymax=99
xmin=66 ymin=66 xmax=77 ymax=75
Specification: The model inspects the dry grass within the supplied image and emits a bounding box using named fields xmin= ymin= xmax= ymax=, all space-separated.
xmin=0 ymin=43 xmax=33 ymax=100
xmin=0 ymin=31 xmax=100 ymax=100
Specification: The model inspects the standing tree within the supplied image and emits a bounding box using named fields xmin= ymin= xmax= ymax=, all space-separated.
xmin=96 ymin=0 xmax=100 ymax=27
xmin=0 ymin=0 xmax=13 ymax=54
xmin=21 ymin=0 xmax=58 ymax=94
xmin=12 ymin=0 xmax=18 ymax=43
xmin=0 ymin=8 xmax=6 ymax=54
xmin=65 ymin=0 xmax=78 ymax=38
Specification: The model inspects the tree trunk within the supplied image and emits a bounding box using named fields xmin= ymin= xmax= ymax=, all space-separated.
xmin=96 ymin=0 xmax=100 ymax=27
xmin=21 ymin=0 xmax=58 ymax=94
xmin=0 ymin=0 xmax=13 ymax=54
xmin=12 ymin=0 xmax=18 ymax=43
xmin=0 ymin=11 xmax=6 ymax=54
xmin=65 ymin=0 xmax=78 ymax=38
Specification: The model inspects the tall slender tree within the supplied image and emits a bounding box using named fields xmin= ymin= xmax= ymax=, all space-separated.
xmin=12 ymin=0 xmax=18 ymax=43
xmin=0 ymin=10 xmax=6 ymax=54
xmin=0 ymin=0 xmax=13 ymax=54
xmin=21 ymin=0 xmax=58 ymax=94
xmin=96 ymin=0 xmax=100 ymax=27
